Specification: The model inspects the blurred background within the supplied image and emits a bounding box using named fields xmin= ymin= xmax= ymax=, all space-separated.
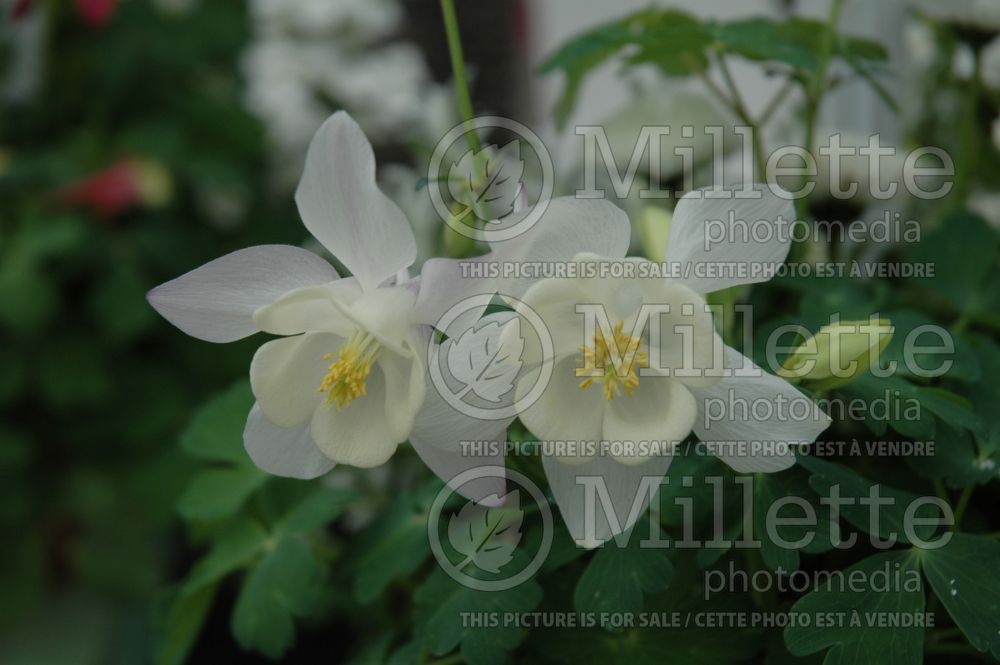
xmin=0 ymin=0 xmax=997 ymax=663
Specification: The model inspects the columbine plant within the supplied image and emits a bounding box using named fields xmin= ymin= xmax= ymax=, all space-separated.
xmin=148 ymin=112 xmax=433 ymax=475
xmin=148 ymin=110 xmax=632 ymax=482
xmin=484 ymin=187 xmax=833 ymax=546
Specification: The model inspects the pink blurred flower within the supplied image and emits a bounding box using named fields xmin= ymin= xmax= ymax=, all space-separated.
xmin=75 ymin=0 xmax=118 ymax=27
xmin=56 ymin=158 xmax=172 ymax=219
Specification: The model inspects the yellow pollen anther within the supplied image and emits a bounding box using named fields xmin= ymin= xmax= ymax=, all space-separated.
xmin=576 ymin=320 xmax=648 ymax=401
xmin=318 ymin=330 xmax=381 ymax=408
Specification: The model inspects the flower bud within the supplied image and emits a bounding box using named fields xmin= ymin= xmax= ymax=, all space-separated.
xmin=778 ymin=319 xmax=894 ymax=390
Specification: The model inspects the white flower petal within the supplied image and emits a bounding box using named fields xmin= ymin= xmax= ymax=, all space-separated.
xmin=689 ymin=346 xmax=832 ymax=473
xmin=255 ymin=281 xmax=417 ymax=354
xmin=253 ymin=280 xmax=362 ymax=337
xmin=492 ymin=197 xmax=630 ymax=299
xmin=250 ymin=332 xmax=338 ymax=428
xmin=309 ymin=349 xmax=419 ymax=467
xmin=244 ymin=403 xmax=335 ymax=479
xmin=147 ymin=245 xmax=337 ymax=342
xmin=506 ymin=275 xmax=592 ymax=369
xmin=336 ymin=285 xmax=419 ymax=353
xmin=638 ymin=279 xmax=725 ymax=389
xmin=602 ymin=378 xmax=696 ymax=465
xmin=664 ymin=186 xmax=794 ymax=294
xmin=295 ymin=111 xmax=416 ymax=291
xmin=411 ymin=198 xmax=629 ymax=330
xmin=410 ymin=361 xmax=511 ymax=505
xmin=412 ymin=254 xmax=497 ymax=329
xmin=517 ymin=357 xmax=606 ymax=457
xmin=378 ymin=343 xmax=426 ymax=446
xmin=543 ymin=453 xmax=673 ymax=548
xmin=410 ymin=313 xmax=514 ymax=503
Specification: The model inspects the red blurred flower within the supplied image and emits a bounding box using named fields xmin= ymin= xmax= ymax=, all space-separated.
xmin=56 ymin=159 xmax=173 ymax=219
xmin=75 ymin=0 xmax=118 ymax=27
xmin=11 ymin=0 xmax=35 ymax=20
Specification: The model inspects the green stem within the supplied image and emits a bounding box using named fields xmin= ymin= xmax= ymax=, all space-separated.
xmin=758 ymin=76 xmax=796 ymax=128
xmin=952 ymin=486 xmax=974 ymax=531
xmin=440 ymin=0 xmax=481 ymax=154
xmin=716 ymin=53 xmax=768 ymax=182
xmin=794 ymin=0 xmax=844 ymax=241
xmin=951 ymin=312 xmax=972 ymax=334
xmin=932 ymin=479 xmax=949 ymax=504
xmin=952 ymin=52 xmax=981 ymax=207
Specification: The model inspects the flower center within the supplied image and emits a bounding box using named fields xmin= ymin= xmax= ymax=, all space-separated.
xmin=318 ymin=329 xmax=381 ymax=408
xmin=576 ymin=320 xmax=649 ymax=401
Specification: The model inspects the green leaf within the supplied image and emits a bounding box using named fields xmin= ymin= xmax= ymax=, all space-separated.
xmin=920 ymin=533 xmax=1000 ymax=659
xmin=540 ymin=9 xmax=709 ymax=126
xmin=914 ymin=386 xmax=981 ymax=435
xmin=447 ymin=489 xmax=523 ymax=574
xmin=784 ymin=550 xmax=924 ymax=665
xmin=278 ymin=486 xmax=357 ymax=534
xmin=657 ymin=448 xmax=735 ymax=528
xmin=908 ymin=210 xmax=998 ymax=312
xmin=182 ymin=518 xmax=269 ymax=594
xmin=529 ymin=553 xmax=761 ymax=664
xmin=352 ymin=493 xmax=432 ymax=604
xmin=539 ymin=12 xmax=641 ymax=126
xmin=231 ymin=537 xmax=324 ymax=659
xmin=386 ymin=640 xmax=420 ymax=665
xmin=709 ymin=17 xmax=887 ymax=75
xmin=842 ymin=374 xmax=935 ymax=439
xmin=754 ymin=471 xmax=833 ymax=573
xmin=154 ymin=583 xmax=218 ymax=665
xmin=963 ymin=336 xmax=1000 ymax=438
xmin=176 ymin=467 xmax=266 ymax=521
xmin=905 ymin=422 xmax=997 ymax=489
xmin=623 ymin=10 xmax=711 ymax=75
xmin=797 ymin=456 xmax=942 ymax=546
xmin=573 ymin=518 xmax=673 ymax=621
xmin=878 ymin=309 xmax=981 ymax=383
xmin=179 ymin=381 xmax=254 ymax=464
xmin=709 ymin=17 xmax=819 ymax=70
xmin=413 ymin=561 xmax=543 ymax=665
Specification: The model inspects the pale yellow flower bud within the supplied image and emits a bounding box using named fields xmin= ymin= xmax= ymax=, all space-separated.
xmin=778 ymin=319 xmax=894 ymax=390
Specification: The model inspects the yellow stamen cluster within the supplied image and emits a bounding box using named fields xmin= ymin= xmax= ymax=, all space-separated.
xmin=318 ymin=330 xmax=380 ymax=408
xmin=576 ymin=320 xmax=649 ymax=400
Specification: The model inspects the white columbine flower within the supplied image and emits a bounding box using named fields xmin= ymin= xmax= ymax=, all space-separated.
xmin=148 ymin=112 xmax=431 ymax=475
xmin=494 ymin=187 xmax=831 ymax=546
xmin=148 ymin=110 xmax=633 ymax=484
xmin=407 ymin=197 xmax=632 ymax=505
